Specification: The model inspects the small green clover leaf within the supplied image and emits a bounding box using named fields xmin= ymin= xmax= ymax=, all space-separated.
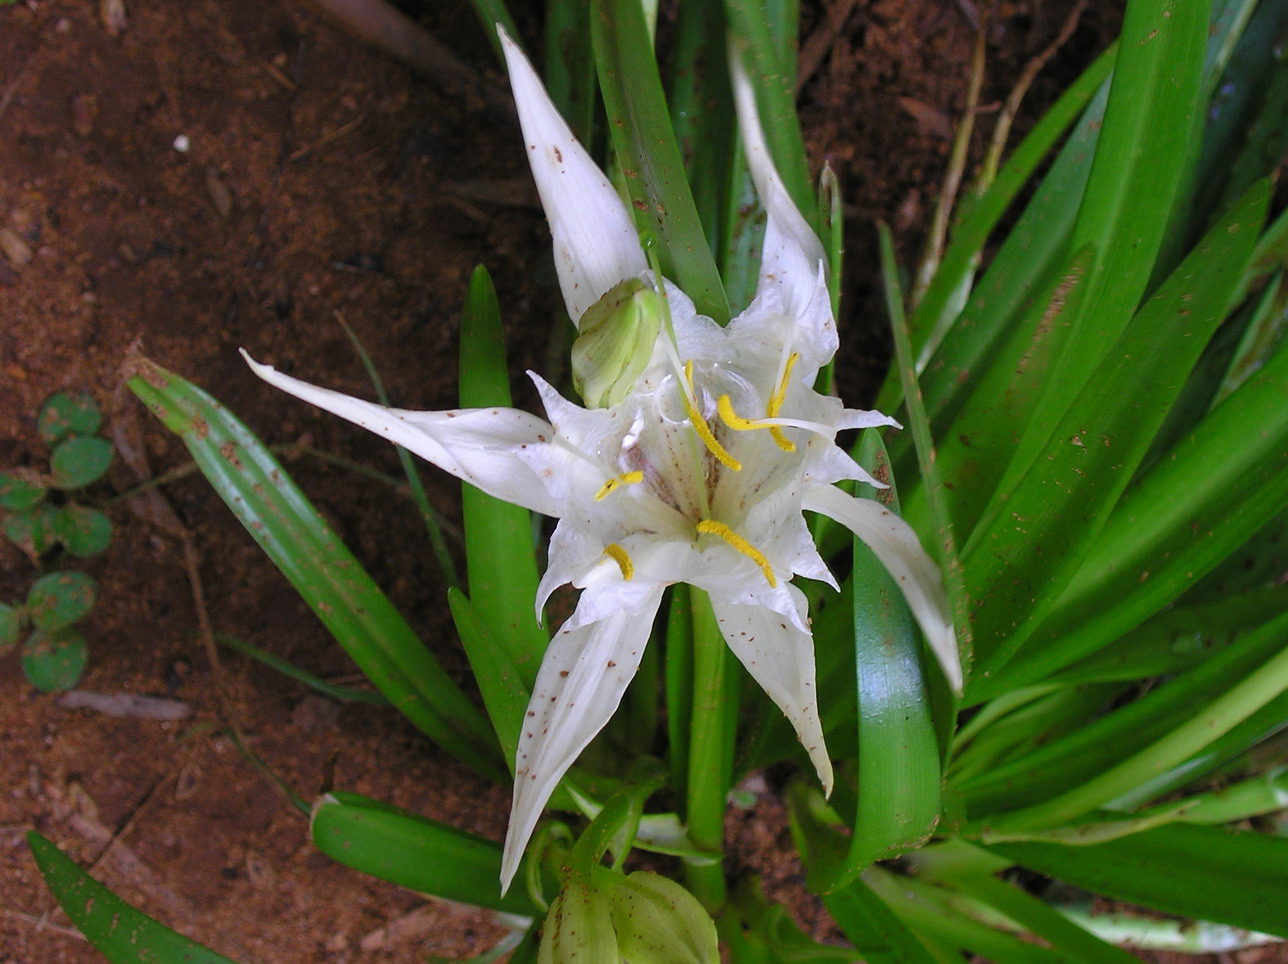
xmin=27 ymin=571 xmax=97 ymax=632
xmin=54 ymin=504 xmax=112 ymax=557
xmin=4 ymin=503 xmax=59 ymax=560
xmin=37 ymin=391 xmax=102 ymax=446
xmin=0 ymin=470 xmax=47 ymax=511
xmin=22 ymin=628 xmax=89 ymax=691
xmin=49 ymin=436 xmax=113 ymax=489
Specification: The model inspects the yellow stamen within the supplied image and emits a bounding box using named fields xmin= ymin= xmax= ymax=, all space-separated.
xmin=603 ymin=543 xmax=634 ymax=581
xmin=594 ymin=471 xmax=645 ymax=502
xmin=716 ymin=395 xmax=796 ymax=453
xmin=696 ymin=519 xmax=776 ymax=587
xmin=682 ymin=361 xmax=741 ymax=470
xmin=767 ymin=352 xmax=799 ymax=417
xmin=767 ymin=352 xmax=800 ymax=452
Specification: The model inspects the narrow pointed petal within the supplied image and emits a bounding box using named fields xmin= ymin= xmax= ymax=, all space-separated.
xmin=802 ymin=484 xmax=962 ymax=693
xmin=242 ymin=351 xmax=562 ymax=517
xmin=730 ymin=53 xmax=825 ymax=316
xmin=499 ymin=28 xmax=648 ymax=326
xmin=710 ymin=585 xmax=833 ymax=795
xmin=500 ymin=591 xmax=664 ymax=891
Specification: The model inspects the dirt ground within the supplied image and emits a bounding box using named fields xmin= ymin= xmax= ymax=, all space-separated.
xmin=4 ymin=1 xmax=1260 ymax=962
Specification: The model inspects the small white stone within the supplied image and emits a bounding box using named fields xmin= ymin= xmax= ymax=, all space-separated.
xmin=172 ymin=134 xmax=191 ymax=153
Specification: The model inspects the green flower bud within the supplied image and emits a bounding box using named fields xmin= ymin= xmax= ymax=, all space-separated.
xmin=571 ymin=278 xmax=663 ymax=408
xmin=538 ymin=867 xmax=717 ymax=964
xmin=602 ymin=870 xmax=718 ymax=964
xmin=538 ymin=868 xmax=617 ymax=964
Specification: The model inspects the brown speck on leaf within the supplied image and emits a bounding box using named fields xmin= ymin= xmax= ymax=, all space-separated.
xmin=220 ymin=441 xmax=243 ymax=469
xmin=192 ymin=416 xmax=209 ymax=439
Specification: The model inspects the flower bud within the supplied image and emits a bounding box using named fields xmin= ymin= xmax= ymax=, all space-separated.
xmin=571 ymin=278 xmax=663 ymax=408
xmin=538 ymin=868 xmax=717 ymax=964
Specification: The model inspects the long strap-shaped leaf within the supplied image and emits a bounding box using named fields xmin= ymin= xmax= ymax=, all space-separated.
xmin=999 ymin=0 xmax=1211 ymax=485
xmin=458 ymin=265 xmax=548 ymax=693
xmin=1004 ymin=289 xmax=1288 ymax=689
xmin=127 ymin=358 xmax=502 ymax=778
xmin=28 ymin=832 xmax=240 ymax=963
xmin=990 ymin=822 xmax=1288 ymax=937
xmin=310 ymin=791 xmax=542 ymax=916
xmin=591 ymin=0 xmax=730 ymax=324
xmin=964 ymin=179 xmax=1269 ymax=691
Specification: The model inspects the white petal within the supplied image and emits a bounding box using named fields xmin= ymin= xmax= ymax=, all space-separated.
xmin=500 ymin=592 xmax=663 ymax=891
xmin=500 ymin=28 xmax=648 ymax=326
xmin=730 ymin=52 xmax=826 ymax=318
xmin=802 ymin=484 xmax=962 ymax=693
xmin=242 ymin=351 xmax=562 ymax=517
xmin=709 ymin=585 xmax=833 ymax=795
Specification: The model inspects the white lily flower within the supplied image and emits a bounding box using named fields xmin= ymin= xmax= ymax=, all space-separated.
xmin=242 ymin=29 xmax=959 ymax=893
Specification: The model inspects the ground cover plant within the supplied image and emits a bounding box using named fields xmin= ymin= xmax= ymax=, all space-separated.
xmin=24 ymin=0 xmax=1288 ymax=960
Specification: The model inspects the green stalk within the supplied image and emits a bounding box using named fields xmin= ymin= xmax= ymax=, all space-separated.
xmin=684 ymin=588 xmax=733 ymax=911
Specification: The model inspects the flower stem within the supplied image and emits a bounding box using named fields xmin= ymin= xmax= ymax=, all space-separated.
xmin=684 ymin=587 xmax=736 ymax=911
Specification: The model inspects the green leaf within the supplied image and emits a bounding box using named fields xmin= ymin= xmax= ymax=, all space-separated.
xmin=0 ymin=602 xmax=20 ymax=652
xmin=216 ymin=633 xmax=389 ymax=705
xmin=591 ymin=0 xmax=729 ymax=324
xmin=723 ymin=0 xmax=812 ymax=221
xmin=1003 ymin=0 xmax=1211 ymax=477
xmin=821 ymin=874 xmax=943 ymax=964
xmin=3 ymin=501 xmax=58 ymax=559
xmin=49 ymin=435 xmax=114 ymax=489
xmin=990 ymin=823 xmax=1288 ymax=938
xmin=37 ymin=391 xmax=102 ymax=446
xmin=27 ymin=832 xmax=239 ymax=963
xmin=905 ymin=45 xmax=1116 ymax=373
xmin=310 ymin=791 xmax=541 ymax=916
xmin=0 ymin=469 xmax=47 ymax=511
xmin=543 ymin=0 xmax=594 ymax=142
xmin=126 ymin=356 xmax=502 ymax=779
xmin=448 ymin=587 xmax=528 ymax=771
xmin=862 ymin=866 xmax=1068 ymax=964
xmin=878 ymin=223 xmax=971 ymax=677
xmin=335 ymin=312 xmax=459 ymax=590
xmin=965 ymin=178 xmax=1270 ymax=691
xmin=27 ymin=571 xmax=97 ymax=631
xmin=459 ymin=265 xmax=548 ymax=690
xmin=1004 ymin=304 xmax=1288 ymax=689
xmin=961 ymin=608 xmax=1288 ymax=827
xmin=22 ymin=627 xmax=89 ymax=691
xmin=53 ymin=503 xmax=112 ymax=557
xmin=883 ymin=79 xmax=1109 ymax=428
xmin=914 ymin=841 xmax=1144 ymax=964
xmin=830 ymin=432 xmax=940 ymax=885
xmin=667 ymin=0 xmax=736 ymax=273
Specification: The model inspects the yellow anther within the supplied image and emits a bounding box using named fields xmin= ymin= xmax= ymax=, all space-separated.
xmin=696 ymin=519 xmax=776 ymax=587
xmin=767 ymin=353 xmax=800 ymax=418
xmin=594 ymin=471 xmax=645 ymax=502
xmin=717 ymin=395 xmax=797 ymax=453
xmin=767 ymin=353 xmax=800 ymax=452
xmin=682 ymin=361 xmax=741 ymax=471
xmin=603 ymin=543 xmax=634 ymax=581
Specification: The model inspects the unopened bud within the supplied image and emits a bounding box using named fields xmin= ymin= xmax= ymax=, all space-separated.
xmin=571 ymin=278 xmax=663 ymax=408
